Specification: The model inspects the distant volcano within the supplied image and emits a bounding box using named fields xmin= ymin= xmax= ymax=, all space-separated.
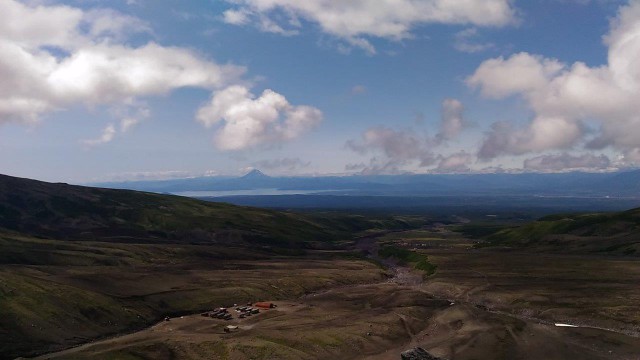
xmin=241 ymin=169 xmax=270 ymax=180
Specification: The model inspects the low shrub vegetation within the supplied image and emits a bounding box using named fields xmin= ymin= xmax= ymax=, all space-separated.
xmin=378 ymin=245 xmax=437 ymax=276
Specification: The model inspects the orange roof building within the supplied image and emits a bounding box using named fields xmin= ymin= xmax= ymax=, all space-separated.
xmin=253 ymin=302 xmax=276 ymax=309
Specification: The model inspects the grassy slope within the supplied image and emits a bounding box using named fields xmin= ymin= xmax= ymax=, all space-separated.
xmin=477 ymin=208 xmax=640 ymax=255
xmin=0 ymin=174 xmax=421 ymax=358
xmin=0 ymin=174 xmax=415 ymax=248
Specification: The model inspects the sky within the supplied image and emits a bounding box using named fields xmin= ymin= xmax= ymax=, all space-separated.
xmin=1 ymin=0 xmax=639 ymax=182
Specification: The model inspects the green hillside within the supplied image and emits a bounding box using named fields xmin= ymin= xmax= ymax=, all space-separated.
xmin=0 ymin=174 xmax=414 ymax=249
xmin=478 ymin=208 xmax=640 ymax=255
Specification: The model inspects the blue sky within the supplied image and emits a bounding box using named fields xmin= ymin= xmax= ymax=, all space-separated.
xmin=1 ymin=0 xmax=638 ymax=182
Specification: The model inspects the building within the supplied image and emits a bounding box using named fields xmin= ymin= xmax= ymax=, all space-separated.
xmin=253 ymin=302 xmax=277 ymax=309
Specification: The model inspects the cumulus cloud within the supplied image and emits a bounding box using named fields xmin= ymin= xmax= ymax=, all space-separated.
xmin=621 ymin=148 xmax=640 ymax=165
xmin=2 ymin=1 xmax=319 ymax=150
xmin=345 ymin=127 xmax=438 ymax=174
xmin=468 ymin=52 xmax=565 ymax=99
xmin=346 ymin=150 xmax=476 ymax=175
xmin=196 ymin=85 xmax=323 ymax=151
xmin=346 ymin=127 xmax=436 ymax=166
xmin=345 ymin=98 xmax=470 ymax=174
xmin=468 ymin=1 xmax=640 ymax=160
xmin=435 ymin=151 xmax=474 ymax=172
xmin=252 ymin=157 xmax=310 ymax=171
xmin=437 ymin=98 xmax=467 ymax=142
xmin=110 ymin=100 xmax=150 ymax=132
xmin=81 ymin=124 xmax=116 ymax=146
xmin=476 ymin=118 xmax=585 ymax=159
xmin=453 ymin=28 xmax=495 ymax=53
xmin=223 ymin=9 xmax=251 ymax=25
xmin=0 ymin=0 xmax=244 ymax=141
xmin=222 ymin=0 xmax=517 ymax=53
xmin=523 ymin=153 xmax=611 ymax=172
xmin=344 ymin=157 xmax=418 ymax=175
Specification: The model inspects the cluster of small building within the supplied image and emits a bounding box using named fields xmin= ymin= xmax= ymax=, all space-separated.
xmin=201 ymin=308 xmax=234 ymax=320
xmin=200 ymin=302 xmax=277 ymax=322
xmin=235 ymin=306 xmax=260 ymax=319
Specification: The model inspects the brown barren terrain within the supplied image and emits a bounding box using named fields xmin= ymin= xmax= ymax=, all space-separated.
xmin=31 ymin=230 xmax=640 ymax=360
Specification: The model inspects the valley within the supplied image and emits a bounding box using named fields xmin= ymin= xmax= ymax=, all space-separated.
xmin=2 ymin=174 xmax=640 ymax=359
xmin=28 ymin=228 xmax=640 ymax=360
xmin=6 ymin=1 xmax=640 ymax=359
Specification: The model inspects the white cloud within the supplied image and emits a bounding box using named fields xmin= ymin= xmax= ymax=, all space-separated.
xmin=468 ymin=53 xmax=565 ymax=99
xmin=196 ymin=85 xmax=322 ymax=150
xmin=2 ymin=0 xmax=324 ymax=151
xmin=351 ymin=85 xmax=367 ymax=95
xmin=437 ymin=98 xmax=467 ymax=142
xmin=346 ymin=127 xmax=435 ymax=165
xmin=476 ymin=117 xmax=585 ymax=159
xmin=81 ymin=123 xmax=116 ymax=146
xmin=345 ymin=98 xmax=470 ymax=174
xmin=0 ymin=2 xmax=148 ymax=51
xmin=223 ymin=9 xmax=251 ymax=25
xmin=222 ymin=0 xmax=517 ymax=53
xmin=0 ymin=0 xmax=245 ymax=140
xmin=109 ymin=99 xmax=150 ymax=132
xmin=345 ymin=127 xmax=437 ymax=174
xmin=468 ymin=1 xmax=640 ymax=160
xmin=46 ymin=43 xmax=242 ymax=104
xmin=620 ymin=148 xmax=640 ymax=165
xmin=344 ymin=157 xmax=418 ymax=175
xmin=120 ymin=117 xmax=140 ymax=132
xmin=83 ymin=9 xmax=151 ymax=42
xmin=523 ymin=153 xmax=611 ymax=172
xmin=453 ymin=27 xmax=495 ymax=53
xmin=435 ymin=151 xmax=474 ymax=172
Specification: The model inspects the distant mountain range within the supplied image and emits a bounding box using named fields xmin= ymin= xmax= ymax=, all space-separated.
xmin=91 ymin=169 xmax=640 ymax=198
